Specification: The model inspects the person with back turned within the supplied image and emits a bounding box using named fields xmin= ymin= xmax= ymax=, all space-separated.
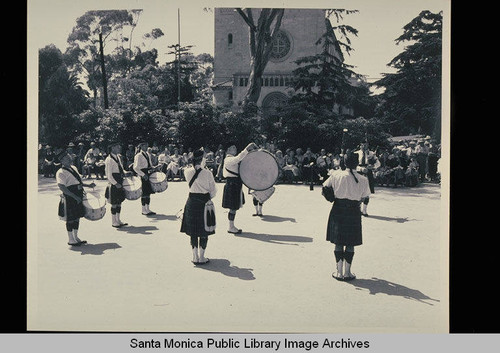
xmin=180 ymin=148 xmax=217 ymax=264
xmin=322 ymin=150 xmax=371 ymax=281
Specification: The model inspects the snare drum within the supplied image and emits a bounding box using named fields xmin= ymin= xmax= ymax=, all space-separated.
xmin=122 ymin=176 xmax=142 ymax=200
xmin=149 ymin=171 xmax=168 ymax=193
xmin=239 ymin=149 xmax=279 ymax=191
xmin=83 ymin=192 xmax=106 ymax=221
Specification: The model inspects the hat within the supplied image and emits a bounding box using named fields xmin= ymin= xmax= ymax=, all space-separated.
xmin=78 ymin=142 xmax=84 ymax=146
xmin=193 ymin=148 xmax=205 ymax=159
xmin=68 ymin=142 xmax=75 ymax=147
xmin=90 ymin=142 xmax=96 ymax=146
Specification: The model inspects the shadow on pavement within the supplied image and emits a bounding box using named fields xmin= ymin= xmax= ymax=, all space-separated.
xmin=345 ymin=277 xmax=440 ymax=305
xmin=259 ymin=215 xmax=296 ymax=223
xmin=145 ymin=214 xmax=179 ymax=221
xmin=115 ymin=225 xmax=158 ymax=235
xmin=69 ymin=242 xmax=121 ymax=255
xmin=366 ymin=215 xmax=414 ymax=223
xmin=236 ymin=232 xmax=313 ymax=245
xmin=194 ymin=258 xmax=255 ymax=280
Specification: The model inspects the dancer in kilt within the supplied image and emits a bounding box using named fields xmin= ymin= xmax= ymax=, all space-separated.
xmin=133 ymin=141 xmax=156 ymax=215
xmin=56 ymin=150 xmax=96 ymax=246
xmin=180 ymin=148 xmax=217 ymax=264
xmin=222 ymin=142 xmax=257 ymax=234
xmin=105 ymin=141 xmax=129 ymax=228
xmin=322 ymin=150 xmax=371 ymax=281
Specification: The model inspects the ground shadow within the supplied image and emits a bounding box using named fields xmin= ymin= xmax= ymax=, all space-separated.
xmin=344 ymin=276 xmax=440 ymax=306
xmin=366 ymin=215 xmax=414 ymax=223
xmin=259 ymin=215 xmax=296 ymax=223
xmin=236 ymin=232 xmax=313 ymax=245
xmin=194 ymin=258 xmax=255 ymax=280
xmin=115 ymin=225 xmax=158 ymax=235
xmin=146 ymin=214 xmax=178 ymax=221
xmin=69 ymin=242 xmax=121 ymax=255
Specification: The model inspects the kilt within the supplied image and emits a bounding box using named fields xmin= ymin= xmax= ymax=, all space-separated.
xmin=180 ymin=193 xmax=215 ymax=237
xmin=58 ymin=185 xmax=85 ymax=221
xmin=222 ymin=177 xmax=245 ymax=210
xmin=105 ymin=183 xmax=126 ymax=205
xmin=141 ymin=169 xmax=155 ymax=196
xmin=326 ymin=198 xmax=363 ymax=246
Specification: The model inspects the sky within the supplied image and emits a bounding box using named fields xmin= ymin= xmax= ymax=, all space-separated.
xmin=27 ymin=0 xmax=450 ymax=82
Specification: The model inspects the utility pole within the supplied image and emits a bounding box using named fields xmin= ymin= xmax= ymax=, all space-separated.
xmin=99 ymin=32 xmax=109 ymax=109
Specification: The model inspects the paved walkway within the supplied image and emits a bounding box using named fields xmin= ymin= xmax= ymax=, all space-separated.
xmin=28 ymin=176 xmax=447 ymax=333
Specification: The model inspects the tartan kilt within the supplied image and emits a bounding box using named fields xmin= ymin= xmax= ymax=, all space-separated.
xmin=141 ymin=174 xmax=155 ymax=196
xmin=105 ymin=184 xmax=126 ymax=205
xmin=180 ymin=193 xmax=215 ymax=237
xmin=58 ymin=185 xmax=85 ymax=221
xmin=358 ymin=167 xmax=375 ymax=193
xmin=326 ymin=199 xmax=363 ymax=246
xmin=222 ymin=178 xmax=245 ymax=210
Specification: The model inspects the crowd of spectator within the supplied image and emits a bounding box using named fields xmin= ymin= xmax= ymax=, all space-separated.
xmin=38 ymin=136 xmax=440 ymax=188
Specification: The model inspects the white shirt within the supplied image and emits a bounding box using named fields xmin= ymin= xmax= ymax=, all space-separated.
xmin=56 ymin=165 xmax=81 ymax=187
xmin=222 ymin=149 xmax=249 ymax=178
xmin=355 ymin=149 xmax=381 ymax=169
xmin=133 ymin=151 xmax=152 ymax=177
xmin=158 ymin=152 xmax=171 ymax=165
xmin=323 ymin=169 xmax=371 ymax=201
xmin=184 ymin=166 xmax=217 ymax=199
xmin=105 ymin=153 xmax=124 ymax=185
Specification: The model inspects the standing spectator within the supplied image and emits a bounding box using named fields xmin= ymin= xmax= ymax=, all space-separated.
xmin=67 ymin=143 xmax=77 ymax=166
xmin=427 ymin=143 xmax=440 ymax=182
xmin=415 ymin=139 xmax=429 ymax=182
xmin=283 ymin=149 xmax=300 ymax=183
xmin=316 ymin=148 xmax=331 ymax=181
xmin=125 ymin=144 xmax=136 ymax=172
xmin=42 ymin=145 xmax=56 ymax=178
xmin=215 ymin=147 xmax=226 ymax=182
xmin=76 ymin=142 xmax=86 ymax=174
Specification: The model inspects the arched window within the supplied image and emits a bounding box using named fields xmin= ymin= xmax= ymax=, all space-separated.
xmin=228 ymin=33 xmax=233 ymax=48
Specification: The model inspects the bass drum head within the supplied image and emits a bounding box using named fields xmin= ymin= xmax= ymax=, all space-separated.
xmin=239 ymin=150 xmax=279 ymax=191
xmin=83 ymin=192 xmax=106 ymax=221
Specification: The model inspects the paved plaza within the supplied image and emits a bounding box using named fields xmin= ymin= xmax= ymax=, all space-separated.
xmin=28 ymin=176 xmax=447 ymax=333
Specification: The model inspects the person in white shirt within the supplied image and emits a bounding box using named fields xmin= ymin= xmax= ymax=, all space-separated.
xmin=322 ymin=150 xmax=371 ymax=281
xmin=354 ymin=143 xmax=380 ymax=216
xmin=222 ymin=142 xmax=258 ymax=234
xmin=180 ymin=148 xmax=217 ymax=264
xmin=56 ymin=150 xmax=95 ymax=246
xmin=133 ymin=141 xmax=156 ymax=215
xmin=105 ymin=141 xmax=129 ymax=228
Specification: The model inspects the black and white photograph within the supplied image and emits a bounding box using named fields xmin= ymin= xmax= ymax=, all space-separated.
xmin=26 ymin=0 xmax=452 ymax=340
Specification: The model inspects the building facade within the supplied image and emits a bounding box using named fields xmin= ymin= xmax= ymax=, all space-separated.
xmin=212 ymin=8 xmax=344 ymax=114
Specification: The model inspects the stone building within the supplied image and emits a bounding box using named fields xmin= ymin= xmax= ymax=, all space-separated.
xmin=212 ymin=8 xmax=348 ymax=115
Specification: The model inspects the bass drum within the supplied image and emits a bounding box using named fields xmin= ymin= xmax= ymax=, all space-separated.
xmin=239 ymin=149 xmax=279 ymax=191
xmin=250 ymin=186 xmax=275 ymax=203
xmin=83 ymin=192 xmax=106 ymax=221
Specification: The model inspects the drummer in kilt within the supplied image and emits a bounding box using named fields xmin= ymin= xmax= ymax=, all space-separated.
xmin=222 ymin=142 xmax=258 ymax=234
xmin=133 ymin=141 xmax=156 ymax=216
xmin=180 ymin=148 xmax=217 ymax=264
xmin=56 ymin=150 xmax=96 ymax=246
xmin=322 ymin=150 xmax=371 ymax=281
xmin=105 ymin=141 xmax=129 ymax=228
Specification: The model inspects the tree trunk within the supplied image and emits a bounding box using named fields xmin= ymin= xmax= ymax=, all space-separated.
xmin=238 ymin=8 xmax=284 ymax=110
xmin=99 ymin=32 xmax=109 ymax=109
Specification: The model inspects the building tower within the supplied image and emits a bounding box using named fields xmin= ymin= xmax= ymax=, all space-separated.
xmin=212 ymin=8 xmax=344 ymax=115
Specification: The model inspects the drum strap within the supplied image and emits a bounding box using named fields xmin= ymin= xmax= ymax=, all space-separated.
xmin=188 ymin=168 xmax=203 ymax=188
xmin=110 ymin=154 xmax=124 ymax=175
xmin=141 ymin=152 xmax=151 ymax=169
xmin=62 ymin=167 xmax=83 ymax=185
xmin=225 ymin=167 xmax=240 ymax=177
